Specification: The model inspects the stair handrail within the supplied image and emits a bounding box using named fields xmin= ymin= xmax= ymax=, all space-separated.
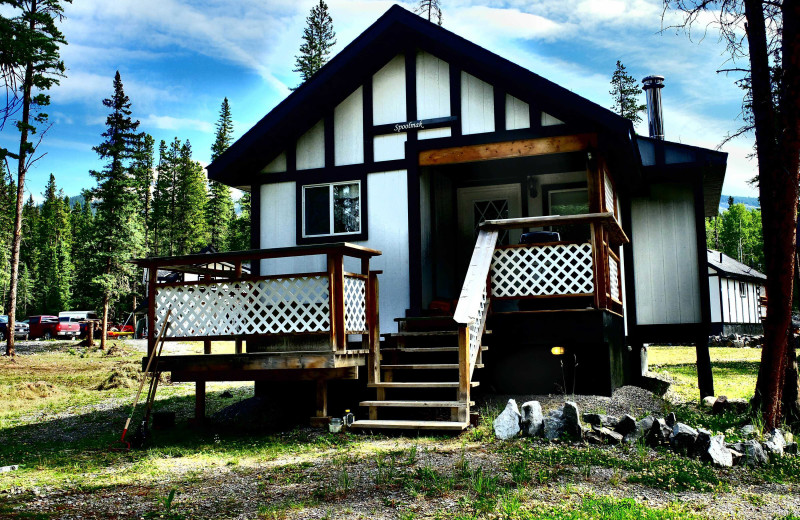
xmin=454 ymin=229 xmax=498 ymax=381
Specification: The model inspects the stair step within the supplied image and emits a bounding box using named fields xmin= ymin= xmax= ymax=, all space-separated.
xmin=381 ymin=364 xmax=484 ymax=370
xmin=368 ymin=381 xmax=480 ymax=388
xmin=359 ymin=400 xmax=474 ymax=408
xmin=381 ymin=346 xmax=488 ymax=353
xmin=383 ymin=330 xmax=492 ymax=338
xmin=394 ymin=316 xmax=457 ymax=323
xmin=350 ymin=419 xmax=469 ymax=431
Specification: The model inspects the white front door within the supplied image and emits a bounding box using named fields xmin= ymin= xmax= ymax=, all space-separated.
xmin=456 ymin=184 xmax=522 ymax=274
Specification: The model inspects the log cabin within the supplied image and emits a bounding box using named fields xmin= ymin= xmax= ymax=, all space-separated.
xmin=134 ymin=5 xmax=728 ymax=431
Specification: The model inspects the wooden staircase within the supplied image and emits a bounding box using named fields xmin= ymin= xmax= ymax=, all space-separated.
xmin=351 ymin=229 xmax=499 ymax=432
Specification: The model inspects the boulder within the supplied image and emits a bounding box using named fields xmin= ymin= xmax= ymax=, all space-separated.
xmin=582 ymin=413 xmax=619 ymax=428
xmin=740 ymin=424 xmax=757 ymax=438
xmin=585 ymin=430 xmax=604 ymax=445
xmin=670 ymin=423 xmax=699 ymax=455
xmin=493 ymin=399 xmax=521 ymax=440
xmin=729 ymin=448 xmax=744 ymax=466
xmin=624 ymin=415 xmax=654 ymax=443
xmin=701 ymin=395 xmax=717 ymax=408
xmin=520 ymin=401 xmax=544 ymax=437
xmin=785 ymin=442 xmax=798 ymax=455
xmin=707 ymin=435 xmax=733 ymax=467
xmin=544 ymin=409 xmax=565 ymax=441
xmin=614 ymin=414 xmax=637 ymax=437
xmin=694 ymin=428 xmax=712 ymax=459
xmin=764 ymin=429 xmax=786 ymax=457
xmin=665 ymin=412 xmax=677 ymax=428
xmin=743 ymin=439 xmax=768 ymax=467
xmin=562 ymin=401 xmax=585 ymax=440
xmin=712 ymin=396 xmax=730 ymax=415
xmin=646 ymin=418 xmax=672 ymax=448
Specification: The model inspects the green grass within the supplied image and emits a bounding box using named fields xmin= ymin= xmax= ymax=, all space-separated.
xmin=648 ymin=346 xmax=762 ymax=401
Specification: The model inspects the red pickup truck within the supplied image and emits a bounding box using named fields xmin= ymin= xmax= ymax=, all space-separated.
xmin=28 ymin=315 xmax=81 ymax=340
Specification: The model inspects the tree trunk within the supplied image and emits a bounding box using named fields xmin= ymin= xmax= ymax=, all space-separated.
xmin=100 ymin=294 xmax=108 ymax=350
xmin=5 ymin=2 xmax=37 ymax=357
xmin=749 ymin=0 xmax=800 ymax=429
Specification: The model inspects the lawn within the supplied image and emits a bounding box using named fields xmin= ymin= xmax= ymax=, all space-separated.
xmin=647 ymin=346 xmax=763 ymax=402
xmin=1 ymin=340 xmax=799 ymax=519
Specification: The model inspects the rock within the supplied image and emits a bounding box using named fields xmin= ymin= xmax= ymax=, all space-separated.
xmin=785 ymin=442 xmax=798 ymax=455
xmin=544 ymin=409 xmax=565 ymax=441
xmin=785 ymin=432 xmax=794 ymax=444
xmin=562 ymin=402 xmax=585 ymax=440
xmin=665 ymin=412 xmax=677 ymax=427
xmin=585 ymin=430 xmax=604 ymax=445
xmin=493 ymin=399 xmax=521 ymax=440
xmin=764 ymin=429 xmax=786 ymax=456
xmin=694 ymin=428 xmax=712 ymax=459
xmin=625 ymin=415 xmax=654 ymax=443
xmin=707 ymin=435 xmax=733 ymax=467
xmin=582 ymin=413 xmax=619 ymax=428
xmin=743 ymin=439 xmax=768 ymax=466
xmin=0 ymin=465 xmax=19 ymax=473
xmin=740 ymin=424 xmax=757 ymax=437
xmin=520 ymin=401 xmax=544 ymax=437
xmin=646 ymin=418 xmax=672 ymax=448
xmin=670 ymin=423 xmax=699 ymax=455
xmin=729 ymin=448 xmax=744 ymax=466
xmin=640 ymin=375 xmax=671 ymax=396
xmin=712 ymin=396 xmax=729 ymax=415
xmin=701 ymin=396 xmax=716 ymax=408
xmin=593 ymin=426 xmax=624 ymax=445
xmin=614 ymin=414 xmax=637 ymax=437
xmin=220 ymin=390 xmax=233 ymax=398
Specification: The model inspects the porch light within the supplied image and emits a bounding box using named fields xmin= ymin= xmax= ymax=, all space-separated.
xmin=550 ymin=346 xmax=565 ymax=356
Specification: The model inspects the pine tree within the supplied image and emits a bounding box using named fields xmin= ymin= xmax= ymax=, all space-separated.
xmin=415 ymin=0 xmax=442 ymax=25
xmin=293 ymin=0 xmax=336 ymax=87
xmin=149 ymin=139 xmax=172 ymax=256
xmin=609 ymin=60 xmax=646 ymax=124
xmin=89 ymin=71 xmax=144 ymax=348
xmin=69 ymin=195 xmax=95 ymax=310
xmin=1 ymin=0 xmax=70 ymax=356
xmin=19 ymin=195 xmax=39 ymax=315
xmin=207 ymin=98 xmax=234 ymax=251
xmin=132 ymin=133 xmax=155 ymax=254
xmin=37 ymin=174 xmax=72 ymax=313
xmin=174 ymin=140 xmax=208 ymax=255
xmin=229 ymin=191 xmax=251 ymax=251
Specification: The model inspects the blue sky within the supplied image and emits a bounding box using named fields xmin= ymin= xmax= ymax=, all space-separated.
xmin=1 ymin=0 xmax=758 ymax=203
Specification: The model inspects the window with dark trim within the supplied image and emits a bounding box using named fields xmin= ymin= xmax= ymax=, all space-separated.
xmin=302 ymin=181 xmax=362 ymax=238
xmin=740 ymin=281 xmax=747 ymax=298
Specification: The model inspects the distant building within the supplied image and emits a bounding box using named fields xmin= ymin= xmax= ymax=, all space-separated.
xmin=707 ymin=249 xmax=765 ymax=335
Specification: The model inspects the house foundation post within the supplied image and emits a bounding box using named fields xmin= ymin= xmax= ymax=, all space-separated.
xmin=195 ymin=381 xmax=206 ymax=421
xmin=310 ymin=378 xmax=329 ymax=428
xmin=695 ymin=334 xmax=714 ymax=398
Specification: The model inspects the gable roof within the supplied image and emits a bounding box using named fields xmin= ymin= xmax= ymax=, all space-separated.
xmin=207 ymin=4 xmax=636 ymax=187
xmin=707 ymin=249 xmax=766 ymax=282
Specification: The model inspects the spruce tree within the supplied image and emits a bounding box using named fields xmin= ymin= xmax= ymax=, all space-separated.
xmin=207 ymin=98 xmax=234 ymax=251
xmin=149 ymin=139 xmax=172 ymax=256
xmin=609 ymin=60 xmax=646 ymax=124
xmin=415 ymin=0 xmax=442 ymax=25
xmin=293 ymin=0 xmax=336 ymax=86
xmin=132 ymin=133 xmax=155 ymax=254
xmin=174 ymin=140 xmax=208 ymax=255
xmin=19 ymin=195 xmax=39 ymax=315
xmin=37 ymin=174 xmax=72 ymax=313
xmin=69 ymin=195 xmax=94 ymax=310
xmin=229 ymin=192 xmax=251 ymax=251
xmin=89 ymin=71 xmax=144 ymax=348
xmin=1 ymin=0 xmax=70 ymax=356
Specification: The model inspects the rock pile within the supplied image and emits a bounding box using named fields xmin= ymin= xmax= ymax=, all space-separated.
xmin=708 ymin=333 xmax=764 ymax=348
xmin=493 ymin=399 xmax=798 ymax=468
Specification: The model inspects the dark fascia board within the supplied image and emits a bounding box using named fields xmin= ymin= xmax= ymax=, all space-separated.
xmin=208 ymin=4 xmax=635 ymax=187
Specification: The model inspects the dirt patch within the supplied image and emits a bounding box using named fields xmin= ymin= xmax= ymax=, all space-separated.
xmin=13 ymin=380 xmax=62 ymax=399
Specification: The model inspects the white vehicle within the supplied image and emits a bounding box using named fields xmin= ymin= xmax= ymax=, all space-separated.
xmin=58 ymin=310 xmax=99 ymax=322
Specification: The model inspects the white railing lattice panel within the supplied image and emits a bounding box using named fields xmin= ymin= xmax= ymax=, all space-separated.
xmin=491 ymin=243 xmax=594 ymax=297
xmin=468 ymin=283 xmax=488 ymax=367
xmin=155 ymin=276 xmax=331 ymax=338
xmin=609 ymin=256 xmax=620 ymax=301
xmin=343 ymin=275 xmax=367 ymax=334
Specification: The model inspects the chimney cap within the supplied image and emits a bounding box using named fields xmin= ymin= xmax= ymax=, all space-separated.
xmin=643 ymin=75 xmax=665 ymax=90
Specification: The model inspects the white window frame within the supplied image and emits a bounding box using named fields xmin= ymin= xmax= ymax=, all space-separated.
xmin=301 ymin=180 xmax=362 ymax=238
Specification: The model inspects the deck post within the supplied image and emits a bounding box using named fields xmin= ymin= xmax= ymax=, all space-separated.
xmin=695 ymin=334 xmax=715 ymax=398
xmin=328 ymin=253 xmax=346 ymax=351
xmin=147 ymin=266 xmax=157 ymax=358
xmin=235 ymin=338 xmax=243 ymax=354
xmin=361 ymin=258 xmax=371 ymax=349
xmin=367 ymin=272 xmax=381 ymax=385
xmin=457 ymin=325 xmax=470 ymax=423
xmin=195 ymin=381 xmax=206 ymax=421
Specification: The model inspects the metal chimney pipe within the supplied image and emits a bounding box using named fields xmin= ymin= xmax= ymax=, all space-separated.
xmin=642 ymin=75 xmax=665 ymax=140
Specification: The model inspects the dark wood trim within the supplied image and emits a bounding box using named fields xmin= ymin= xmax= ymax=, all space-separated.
xmin=295 ymin=175 xmax=369 ymax=246
xmin=407 ymin=140 xmax=423 ymax=316
xmin=620 ymin=192 xmax=638 ymax=339
xmin=147 ymin=266 xmax=157 ymax=358
xmin=405 ymin=47 xmax=418 ymax=152
xmin=324 ymin=109 xmax=335 ymax=168
xmin=250 ymin=183 xmax=261 ymax=276
xmin=692 ymin=176 xmax=714 ymax=397
xmin=286 ymin=145 xmax=296 ymax=173
xmin=634 ymin=323 xmax=709 ymax=343
xmin=248 ymin=159 xmax=408 ymax=187
xmin=449 ymin=63 xmax=461 ymax=137
xmin=494 ymin=87 xmax=505 ymax=132
xmin=363 ymin=81 xmax=374 ymax=165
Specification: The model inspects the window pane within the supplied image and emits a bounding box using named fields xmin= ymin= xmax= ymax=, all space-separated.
xmin=333 ymin=183 xmax=360 ymax=234
xmin=304 ymin=186 xmax=331 ymax=236
xmin=550 ymin=189 xmax=589 ymax=215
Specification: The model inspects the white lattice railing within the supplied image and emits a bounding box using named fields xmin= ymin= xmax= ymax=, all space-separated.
xmin=490 ymin=242 xmax=594 ymax=298
xmin=343 ymin=274 xmax=367 ymax=334
xmin=609 ymin=253 xmax=621 ymax=302
xmin=155 ymin=275 xmax=331 ymax=339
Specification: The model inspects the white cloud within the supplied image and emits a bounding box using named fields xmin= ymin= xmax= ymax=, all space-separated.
xmin=141 ymin=115 xmax=214 ymax=134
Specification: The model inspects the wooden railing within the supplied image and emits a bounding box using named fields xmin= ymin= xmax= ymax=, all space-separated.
xmin=134 ymin=243 xmax=382 ymax=358
xmin=482 ymin=212 xmax=629 ymax=312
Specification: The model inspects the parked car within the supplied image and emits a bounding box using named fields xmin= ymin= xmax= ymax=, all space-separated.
xmin=27 ymin=315 xmax=80 ymax=340
xmin=59 ymin=311 xmax=101 ymax=339
xmin=0 ymin=315 xmax=28 ymax=340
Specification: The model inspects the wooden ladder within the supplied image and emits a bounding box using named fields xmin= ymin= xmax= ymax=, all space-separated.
xmin=351 ymin=230 xmax=498 ymax=432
